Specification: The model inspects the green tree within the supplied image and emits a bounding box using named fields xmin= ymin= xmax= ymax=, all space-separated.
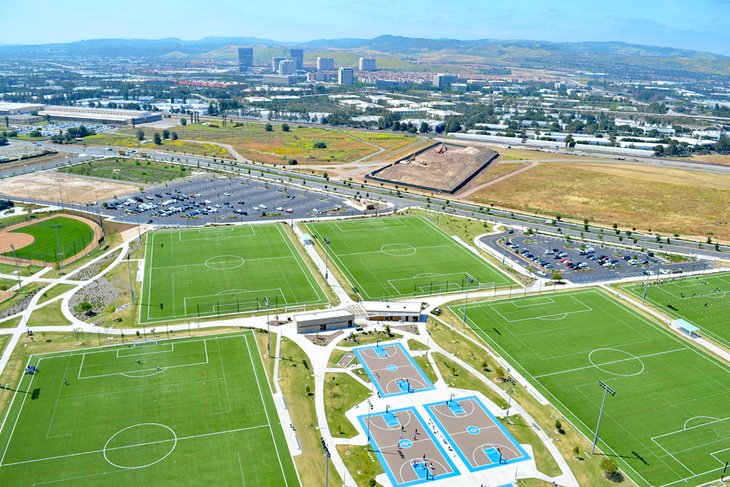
xmin=180 ymin=118 xmax=187 ymax=126
xmin=653 ymin=144 xmax=665 ymax=156
xmin=162 ymin=129 xmax=170 ymax=139
xmin=419 ymin=121 xmax=431 ymax=134
xmin=171 ymin=132 xmax=178 ymax=140
xmin=0 ymin=135 xmax=7 ymax=146
xmin=313 ymin=141 xmax=327 ymax=149
xmin=265 ymin=123 xmax=273 ymax=132
xmin=136 ymin=129 xmax=145 ymax=141
xmin=153 ymin=133 xmax=162 ymax=145
xmin=715 ymin=135 xmax=730 ymax=154
xmin=281 ymin=123 xmax=290 ymax=132
xmin=74 ymin=301 xmax=93 ymax=316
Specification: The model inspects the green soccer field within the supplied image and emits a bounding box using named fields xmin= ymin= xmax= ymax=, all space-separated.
xmin=4 ymin=216 xmax=96 ymax=263
xmin=624 ymin=272 xmax=730 ymax=348
xmin=304 ymin=216 xmax=513 ymax=300
xmin=140 ymin=224 xmax=327 ymax=324
xmin=0 ymin=332 xmax=299 ymax=486
xmin=453 ymin=289 xmax=730 ymax=487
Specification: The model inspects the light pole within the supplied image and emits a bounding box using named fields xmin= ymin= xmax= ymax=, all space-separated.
xmin=592 ymin=380 xmax=616 ymax=454
xmin=264 ymin=296 xmax=270 ymax=358
xmin=462 ymin=275 xmax=475 ymax=327
xmin=504 ymin=375 xmax=516 ymax=423
xmin=323 ymin=237 xmax=331 ymax=281
xmin=367 ymin=399 xmax=373 ymax=442
xmin=51 ymin=224 xmax=63 ymax=269
xmin=126 ymin=254 xmax=135 ymax=304
xmin=321 ymin=438 xmax=331 ymax=487
xmin=10 ymin=244 xmax=21 ymax=290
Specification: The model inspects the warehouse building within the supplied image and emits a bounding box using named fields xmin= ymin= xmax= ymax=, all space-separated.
xmin=37 ymin=106 xmax=161 ymax=125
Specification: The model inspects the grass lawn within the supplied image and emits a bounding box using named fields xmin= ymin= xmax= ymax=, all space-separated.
xmin=140 ymin=224 xmax=327 ymax=324
xmin=59 ymin=158 xmax=192 ymax=184
xmin=623 ymin=272 xmax=730 ymax=348
xmin=411 ymin=354 xmax=438 ymax=384
xmin=26 ymin=301 xmax=72 ymax=328
xmin=37 ymin=284 xmax=75 ymax=304
xmin=305 ymin=216 xmax=512 ymax=300
xmin=501 ymin=414 xmax=562 ymax=477
xmin=0 ymin=262 xmax=42 ymax=277
xmin=470 ymin=162 xmax=730 ymax=240
xmin=324 ymin=372 xmax=370 ymax=438
xmin=79 ymin=133 xmax=229 ymax=158
xmin=0 ymin=334 xmax=10 ymax=355
xmin=453 ymin=289 xmax=730 ymax=487
xmin=4 ymin=216 xmax=95 ymax=264
xmin=0 ymin=332 xmax=299 ymax=486
xmin=432 ymin=352 xmax=507 ymax=409
xmin=136 ymin=123 xmax=413 ymax=165
xmin=336 ymin=444 xmax=384 ymax=487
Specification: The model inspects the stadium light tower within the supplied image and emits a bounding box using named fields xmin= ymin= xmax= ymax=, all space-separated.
xmin=321 ymin=438 xmax=331 ymax=487
xmin=10 ymin=244 xmax=21 ymax=290
xmin=50 ymin=224 xmax=64 ymax=269
xmin=264 ymin=296 xmax=270 ymax=358
xmin=323 ymin=237 xmax=331 ymax=280
xmin=592 ymin=380 xmax=616 ymax=454
xmin=462 ymin=275 xmax=476 ymax=327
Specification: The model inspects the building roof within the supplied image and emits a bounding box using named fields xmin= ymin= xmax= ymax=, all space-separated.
xmin=361 ymin=301 xmax=422 ymax=316
xmin=296 ymin=309 xmax=354 ymax=323
xmin=673 ymin=319 xmax=700 ymax=333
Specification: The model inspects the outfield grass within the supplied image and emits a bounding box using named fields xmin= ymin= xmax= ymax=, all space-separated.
xmin=60 ymin=158 xmax=192 ymax=184
xmin=305 ymin=216 xmax=513 ymax=300
xmin=0 ymin=332 xmax=299 ymax=486
xmin=624 ymin=272 xmax=730 ymax=348
xmin=4 ymin=216 xmax=95 ymax=264
xmin=453 ymin=289 xmax=730 ymax=487
xmin=140 ymin=224 xmax=327 ymax=323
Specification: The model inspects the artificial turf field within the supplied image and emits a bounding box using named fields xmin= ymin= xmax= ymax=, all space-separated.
xmin=452 ymin=289 xmax=730 ymax=487
xmin=0 ymin=332 xmax=299 ymax=486
xmin=304 ymin=216 xmax=513 ymax=300
xmin=4 ymin=216 xmax=95 ymax=263
xmin=140 ymin=224 xmax=327 ymax=324
xmin=624 ymin=272 xmax=730 ymax=349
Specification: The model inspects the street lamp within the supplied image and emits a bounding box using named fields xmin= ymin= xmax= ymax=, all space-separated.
xmin=592 ymin=380 xmax=616 ymax=454
xmin=504 ymin=375 xmax=517 ymax=423
xmin=462 ymin=275 xmax=475 ymax=327
xmin=10 ymin=244 xmax=21 ymax=290
xmin=126 ymin=254 xmax=135 ymax=304
xmin=321 ymin=438 xmax=331 ymax=487
xmin=50 ymin=224 xmax=63 ymax=269
xmin=367 ymin=399 xmax=373 ymax=442
xmin=323 ymin=237 xmax=331 ymax=280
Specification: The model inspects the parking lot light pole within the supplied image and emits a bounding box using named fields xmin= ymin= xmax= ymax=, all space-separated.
xmin=323 ymin=237 xmax=331 ymax=280
xmin=462 ymin=275 xmax=475 ymax=327
xmin=592 ymin=380 xmax=616 ymax=454
xmin=264 ymin=296 xmax=270 ymax=358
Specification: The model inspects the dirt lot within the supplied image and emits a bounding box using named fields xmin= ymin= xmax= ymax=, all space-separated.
xmin=469 ymin=162 xmax=730 ymax=241
xmin=0 ymin=172 xmax=138 ymax=204
xmin=372 ymin=143 xmax=497 ymax=192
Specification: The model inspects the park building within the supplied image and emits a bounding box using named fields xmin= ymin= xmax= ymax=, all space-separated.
xmin=359 ymin=57 xmax=377 ymax=71
xmin=295 ymin=309 xmax=355 ymax=333
xmin=360 ymin=301 xmax=426 ymax=323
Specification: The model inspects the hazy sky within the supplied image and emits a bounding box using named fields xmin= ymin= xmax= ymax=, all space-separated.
xmin=2 ymin=0 xmax=730 ymax=54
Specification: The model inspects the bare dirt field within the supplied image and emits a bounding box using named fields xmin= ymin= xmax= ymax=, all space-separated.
xmin=469 ymin=162 xmax=730 ymax=241
xmin=0 ymin=172 xmax=138 ymax=204
xmin=371 ymin=143 xmax=497 ymax=193
xmin=0 ymin=232 xmax=34 ymax=254
xmin=685 ymin=154 xmax=730 ymax=166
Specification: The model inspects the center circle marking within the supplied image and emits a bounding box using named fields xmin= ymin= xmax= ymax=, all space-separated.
xmin=386 ymin=364 xmax=398 ymax=372
xmin=204 ymin=255 xmax=244 ymax=270
xmin=588 ymin=348 xmax=645 ymax=377
xmin=399 ymin=439 xmax=413 ymax=449
xmin=103 ymin=423 xmax=177 ymax=469
xmin=466 ymin=426 xmax=480 ymax=435
xmin=381 ymin=244 xmax=416 ymax=257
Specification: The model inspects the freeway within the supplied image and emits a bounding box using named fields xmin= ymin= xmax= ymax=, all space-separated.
xmin=1 ymin=139 xmax=726 ymax=261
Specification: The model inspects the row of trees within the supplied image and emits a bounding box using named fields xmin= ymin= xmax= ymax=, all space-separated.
xmin=136 ymin=129 xmax=178 ymax=144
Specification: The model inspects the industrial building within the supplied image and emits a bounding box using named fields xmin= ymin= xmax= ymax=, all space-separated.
xmin=290 ymin=48 xmax=304 ymax=70
xmin=295 ymin=309 xmax=355 ymax=333
xmin=0 ymin=102 xmax=44 ymax=115
xmin=317 ymin=57 xmax=335 ymax=71
xmin=278 ymin=59 xmax=297 ymax=76
xmin=433 ymin=73 xmax=459 ymax=90
xmin=360 ymin=301 xmax=425 ymax=322
xmin=238 ymin=47 xmax=253 ymax=72
xmin=359 ymin=57 xmax=377 ymax=71
xmin=36 ymin=106 xmax=161 ymax=125
xmin=338 ymin=67 xmax=354 ymax=86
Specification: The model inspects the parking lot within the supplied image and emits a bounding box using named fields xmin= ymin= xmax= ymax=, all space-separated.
xmin=100 ymin=173 xmax=367 ymax=225
xmin=482 ymin=233 xmax=708 ymax=283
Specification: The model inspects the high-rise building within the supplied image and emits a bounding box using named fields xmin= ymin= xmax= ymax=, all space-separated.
xmin=433 ymin=73 xmax=459 ymax=89
xmin=317 ymin=57 xmax=335 ymax=71
xmin=290 ymin=48 xmax=304 ymax=70
xmin=272 ymin=57 xmax=286 ymax=72
xmin=359 ymin=57 xmax=377 ymax=71
xmin=338 ymin=67 xmax=354 ymax=85
xmin=278 ymin=59 xmax=297 ymax=76
xmin=238 ymin=47 xmax=253 ymax=72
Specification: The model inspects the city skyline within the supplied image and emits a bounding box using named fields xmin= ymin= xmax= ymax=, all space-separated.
xmin=1 ymin=0 xmax=730 ymax=55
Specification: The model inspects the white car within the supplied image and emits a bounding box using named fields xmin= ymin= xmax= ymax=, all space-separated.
xmin=223 ymin=192 xmax=231 ymax=196
xmin=276 ymin=207 xmax=283 ymax=211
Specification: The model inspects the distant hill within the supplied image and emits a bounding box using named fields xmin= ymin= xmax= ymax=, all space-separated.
xmin=1 ymin=35 xmax=729 ymax=78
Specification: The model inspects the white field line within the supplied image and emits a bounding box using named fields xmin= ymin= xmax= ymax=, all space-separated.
xmin=533 ymin=348 xmax=686 ymax=379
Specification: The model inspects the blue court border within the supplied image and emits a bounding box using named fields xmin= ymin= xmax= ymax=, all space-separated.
xmin=357 ymin=406 xmax=460 ymax=487
xmin=424 ymin=395 xmax=530 ymax=472
xmin=353 ymin=342 xmax=435 ymax=398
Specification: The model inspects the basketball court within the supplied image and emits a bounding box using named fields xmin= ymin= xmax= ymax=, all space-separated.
xmin=424 ymin=396 xmax=529 ymax=472
xmin=358 ymin=407 xmax=459 ymax=486
xmin=354 ymin=342 xmax=434 ymax=397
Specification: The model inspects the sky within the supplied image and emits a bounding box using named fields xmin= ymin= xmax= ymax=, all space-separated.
xmin=2 ymin=0 xmax=730 ymax=55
